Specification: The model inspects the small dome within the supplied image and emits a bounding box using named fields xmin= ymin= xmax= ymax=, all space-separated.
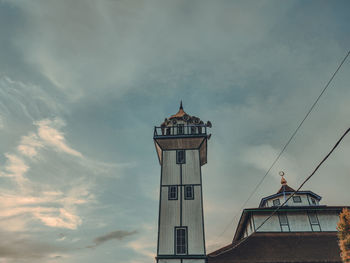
xmin=161 ymin=101 xmax=208 ymax=127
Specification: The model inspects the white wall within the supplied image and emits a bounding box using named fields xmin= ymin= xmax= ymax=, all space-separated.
xmin=253 ymin=213 xmax=281 ymax=232
xmin=248 ymin=210 xmax=340 ymax=234
xmin=287 ymin=213 xmax=312 ymax=231
xmin=162 ymin=151 xmax=180 ymax=185
xmin=158 ymin=187 xmax=180 ymax=254
xmin=318 ymin=211 xmax=339 ymax=231
xmin=182 ymin=186 xmax=205 ymax=254
xmin=182 ymin=150 xmax=200 ymax=185
xmin=158 ymin=149 xmax=205 ymax=256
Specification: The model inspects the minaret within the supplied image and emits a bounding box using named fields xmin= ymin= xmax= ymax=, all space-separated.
xmin=153 ymin=102 xmax=212 ymax=263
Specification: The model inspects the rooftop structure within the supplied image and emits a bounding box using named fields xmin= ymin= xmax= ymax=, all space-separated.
xmin=208 ymin=173 xmax=347 ymax=263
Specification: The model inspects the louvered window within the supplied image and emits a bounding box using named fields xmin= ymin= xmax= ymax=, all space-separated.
xmin=175 ymin=227 xmax=187 ymax=254
xmin=184 ymin=185 xmax=194 ymax=200
xmin=176 ymin=150 xmax=185 ymax=164
xmin=168 ymin=186 xmax=178 ymax=200
xmin=278 ymin=212 xmax=290 ymax=232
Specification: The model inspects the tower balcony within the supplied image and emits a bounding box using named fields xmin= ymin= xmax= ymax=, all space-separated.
xmin=153 ymin=125 xmax=207 ymax=139
xmin=153 ymin=125 xmax=210 ymax=166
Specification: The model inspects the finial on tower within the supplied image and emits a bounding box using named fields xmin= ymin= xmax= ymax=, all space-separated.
xmin=279 ymin=171 xmax=287 ymax=185
xmin=180 ymin=100 xmax=183 ymax=110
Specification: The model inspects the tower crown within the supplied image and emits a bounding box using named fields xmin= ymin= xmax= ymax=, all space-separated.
xmin=155 ymin=102 xmax=212 ymax=137
xmin=153 ymin=102 xmax=212 ymax=165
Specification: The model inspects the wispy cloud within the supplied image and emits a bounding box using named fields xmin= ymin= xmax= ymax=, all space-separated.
xmin=0 ymin=186 xmax=90 ymax=230
xmin=35 ymin=119 xmax=82 ymax=157
xmin=2 ymin=153 xmax=29 ymax=178
xmin=124 ymin=224 xmax=156 ymax=262
xmin=0 ymin=232 xmax=70 ymax=261
xmin=88 ymin=230 xmax=138 ymax=248
xmin=17 ymin=133 xmax=44 ymax=158
xmin=241 ymin=144 xmax=300 ymax=184
xmin=0 ymin=118 xmax=91 ymax=230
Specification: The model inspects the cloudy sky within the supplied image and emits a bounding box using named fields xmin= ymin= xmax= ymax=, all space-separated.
xmin=1 ymin=0 xmax=350 ymax=262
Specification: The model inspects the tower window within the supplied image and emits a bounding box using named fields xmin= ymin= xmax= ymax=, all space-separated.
xmin=184 ymin=185 xmax=194 ymax=200
xmin=278 ymin=212 xmax=290 ymax=232
xmin=175 ymin=227 xmax=187 ymax=255
xmin=168 ymin=186 xmax=178 ymax=200
xmin=293 ymin=196 xmax=302 ymax=203
xmin=273 ymin=199 xmax=280 ymax=206
xmin=176 ymin=150 xmax=185 ymax=164
xmin=177 ymin=124 xmax=184 ymax=135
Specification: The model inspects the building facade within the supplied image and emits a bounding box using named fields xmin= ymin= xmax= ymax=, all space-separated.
xmin=208 ymin=175 xmax=348 ymax=263
xmin=153 ymin=103 xmax=212 ymax=263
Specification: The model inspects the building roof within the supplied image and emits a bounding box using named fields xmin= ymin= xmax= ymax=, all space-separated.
xmin=160 ymin=101 xmax=212 ymax=128
xmin=208 ymin=232 xmax=342 ymax=263
xmin=258 ymin=175 xmax=322 ymax=208
xmin=169 ymin=101 xmax=187 ymax=119
xmin=259 ymin=190 xmax=322 ymax=208
xmin=277 ymin=184 xmax=296 ymax=193
xmin=234 ymin=206 xmax=348 ymax=241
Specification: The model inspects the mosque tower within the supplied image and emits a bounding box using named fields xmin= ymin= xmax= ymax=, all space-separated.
xmin=153 ymin=102 xmax=212 ymax=263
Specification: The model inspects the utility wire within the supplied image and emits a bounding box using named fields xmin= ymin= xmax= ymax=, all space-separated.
xmin=210 ymin=127 xmax=350 ymax=257
xmin=214 ymin=50 xmax=350 ymax=241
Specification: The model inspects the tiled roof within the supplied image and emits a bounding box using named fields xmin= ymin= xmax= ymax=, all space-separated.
xmin=161 ymin=102 xmax=206 ymax=126
xmin=277 ymin=184 xmax=296 ymax=193
xmin=208 ymin=232 xmax=341 ymax=263
xmin=169 ymin=107 xmax=187 ymax=119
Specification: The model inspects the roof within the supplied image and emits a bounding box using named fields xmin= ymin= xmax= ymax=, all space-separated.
xmin=259 ymin=190 xmax=322 ymax=208
xmin=234 ymin=206 xmax=349 ymax=241
xmin=277 ymin=184 xmax=295 ymax=193
xmin=208 ymin=232 xmax=342 ymax=263
xmin=169 ymin=101 xmax=187 ymax=119
xmin=259 ymin=174 xmax=322 ymax=208
xmin=161 ymin=102 xmax=207 ymax=126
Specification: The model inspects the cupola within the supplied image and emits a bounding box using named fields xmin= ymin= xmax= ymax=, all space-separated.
xmin=259 ymin=172 xmax=322 ymax=208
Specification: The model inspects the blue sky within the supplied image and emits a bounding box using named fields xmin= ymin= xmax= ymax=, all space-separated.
xmin=0 ymin=0 xmax=350 ymax=262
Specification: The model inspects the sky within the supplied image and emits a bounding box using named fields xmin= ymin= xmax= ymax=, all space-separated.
xmin=0 ymin=0 xmax=350 ymax=262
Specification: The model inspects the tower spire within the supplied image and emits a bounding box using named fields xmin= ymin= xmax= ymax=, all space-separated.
xmin=180 ymin=100 xmax=183 ymax=110
xmin=280 ymin=171 xmax=287 ymax=186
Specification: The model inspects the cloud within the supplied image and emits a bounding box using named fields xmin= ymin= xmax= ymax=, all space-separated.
xmin=88 ymin=230 xmax=138 ymax=248
xmin=35 ymin=119 xmax=82 ymax=157
xmin=241 ymin=144 xmax=299 ymax=181
xmin=0 ymin=232 xmax=70 ymax=261
xmin=0 ymin=114 xmax=4 ymax=129
xmin=2 ymin=153 xmax=29 ymax=178
xmin=17 ymin=132 xmax=44 ymax=158
xmin=124 ymin=224 xmax=157 ymax=262
xmin=0 ymin=118 xmax=93 ymax=231
xmin=1 ymin=1 xmax=350 ymax=263
xmin=0 ymin=188 xmax=90 ymax=230
xmin=0 ymin=114 xmax=128 ymax=233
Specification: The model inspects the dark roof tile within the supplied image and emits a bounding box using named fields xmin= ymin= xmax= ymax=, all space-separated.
xmin=208 ymin=232 xmax=341 ymax=263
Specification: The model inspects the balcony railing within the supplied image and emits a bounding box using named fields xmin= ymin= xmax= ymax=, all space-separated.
xmin=154 ymin=125 xmax=207 ymax=138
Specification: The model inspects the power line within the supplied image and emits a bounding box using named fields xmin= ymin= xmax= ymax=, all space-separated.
xmin=210 ymin=127 xmax=350 ymax=257
xmin=214 ymin=50 xmax=350 ymax=242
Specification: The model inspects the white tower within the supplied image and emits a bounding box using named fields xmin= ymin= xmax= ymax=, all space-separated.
xmin=153 ymin=102 xmax=212 ymax=263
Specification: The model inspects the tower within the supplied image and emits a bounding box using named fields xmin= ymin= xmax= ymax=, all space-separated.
xmin=153 ymin=102 xmax=212 ymax=263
